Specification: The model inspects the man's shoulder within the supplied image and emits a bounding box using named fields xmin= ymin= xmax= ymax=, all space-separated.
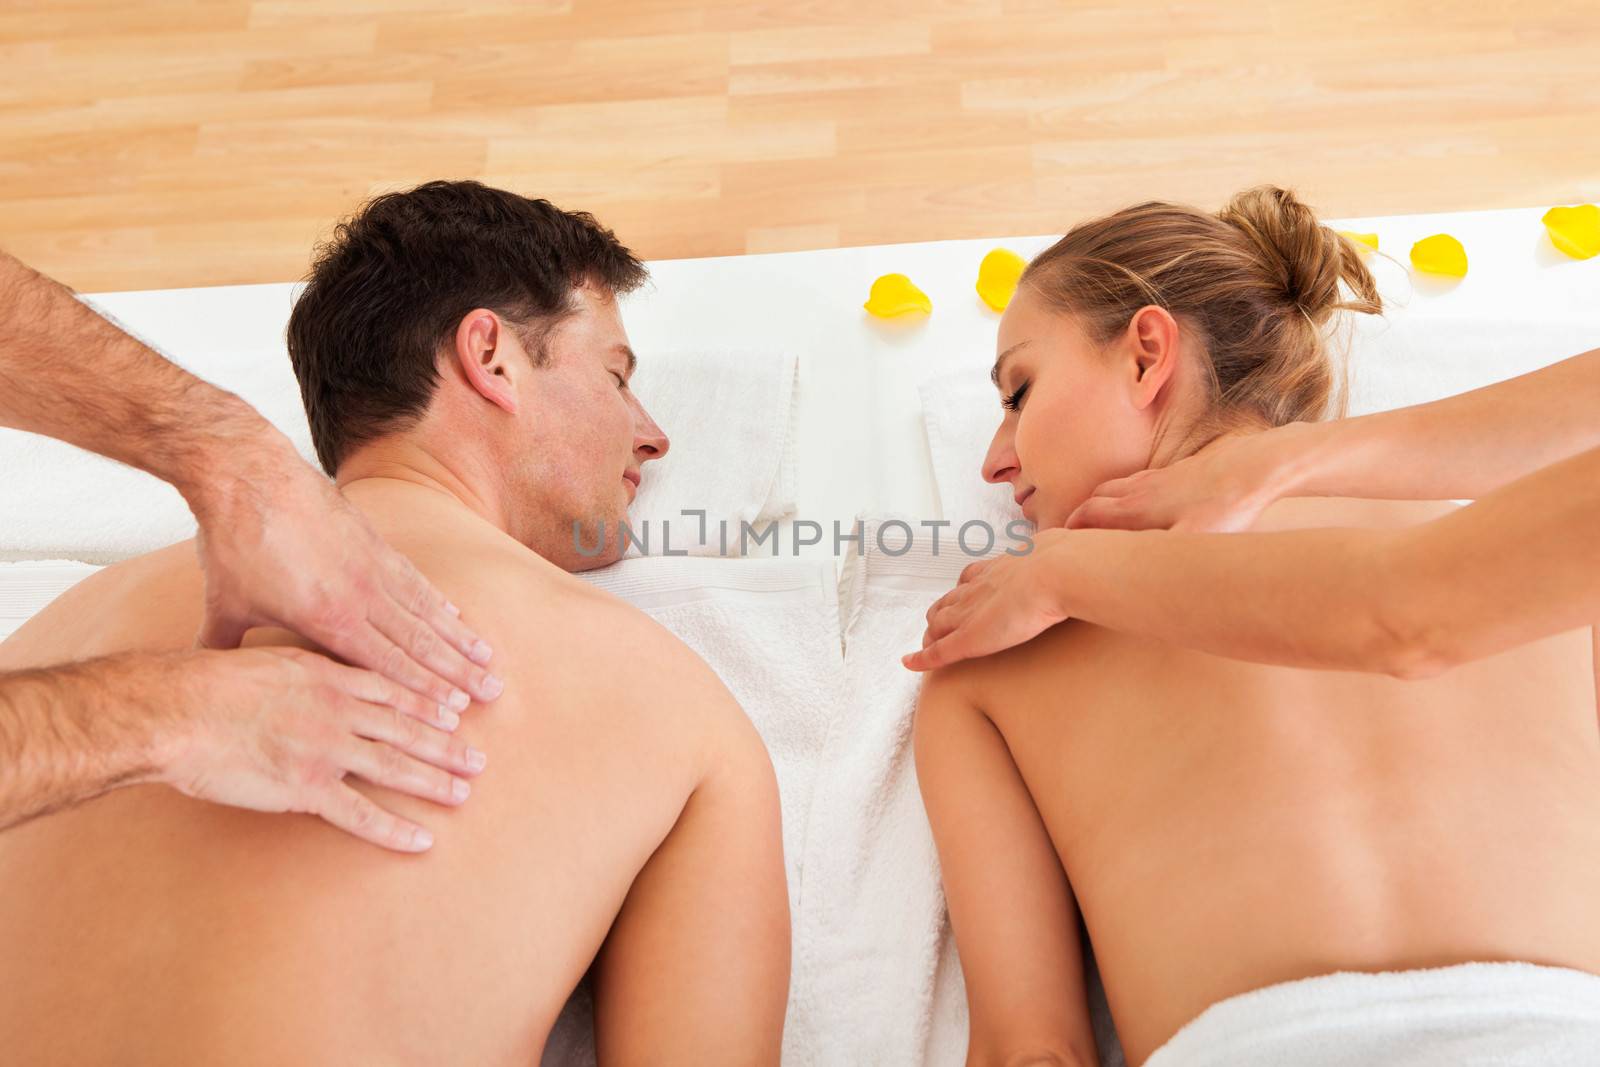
xmin=433 ymin=546 xmax=724 ymax=691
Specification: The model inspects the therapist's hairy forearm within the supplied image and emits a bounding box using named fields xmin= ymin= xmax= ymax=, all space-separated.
xmin=0 ymin=654 xmax=180 ymax=832
xmin=0 ymin=248 xmax=285 ymax=505
xmin=1276 ymin=347 xmax=1600 ymax=502
xmin=1049 ymin=445 xmax=1600 ymax=677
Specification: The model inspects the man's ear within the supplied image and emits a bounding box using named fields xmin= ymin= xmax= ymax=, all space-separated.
xmin=453 ymin=309 xmax=519 ymax=415
xmin=1123 ymin=304 xmax=1183 ymax=412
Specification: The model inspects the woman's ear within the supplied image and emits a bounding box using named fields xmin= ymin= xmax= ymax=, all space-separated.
xmin=1123 ymin=305 xmax=1182 ymax=411
xmin=453 ymin=309 xmax=519 ymax=415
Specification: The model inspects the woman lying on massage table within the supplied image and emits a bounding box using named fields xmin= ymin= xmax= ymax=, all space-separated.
xmin=906 ymin=344 xmax=1600 ymax=683
xmin=907 ymin=186 xmax=1600 ymax=1067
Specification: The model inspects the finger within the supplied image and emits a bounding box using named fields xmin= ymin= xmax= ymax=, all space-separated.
xmin=923 ymin=602 xmax=966 ymax=645
xmin=315 ymin=784 xmax=435 ymax=853
xmin=957 ymin=558 xmax=991 ymax=585
xmin=372 ymin=599 xmax=504 ymax=705
xmin=902 ymin=633 xmax=970 ymax=673
xmin=195 ymin=609 xmax=250 ymax=652
xmin=925 ymin=588 xmax=965 ymax=624
xmin=1086 ymin=473 xmax=1142 ymax=499
xmin=332 ymin=623 xmax=467 ymax=710
xmin=343 ymin=738 xmax=473 ymax=810
xmin=386 ymin=558 xmax=494 ymax=667
xmin=318 ymin=660 xmax=463 ymax=732
xmin=353 ymin=703 xmax=487 ymax=779
xmin=1065 ymin=495 xmax=1142 ymax=531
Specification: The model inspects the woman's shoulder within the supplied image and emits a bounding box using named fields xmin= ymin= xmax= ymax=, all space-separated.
xmin=1251 ymin=496 xmax=1460 ymax=532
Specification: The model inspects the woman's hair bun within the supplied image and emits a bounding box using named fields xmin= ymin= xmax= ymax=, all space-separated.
xmin=1217 ymin=185 xmax=1380 ymax=324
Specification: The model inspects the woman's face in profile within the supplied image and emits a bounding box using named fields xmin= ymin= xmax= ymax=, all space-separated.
xmin=982 ymin=288 xmax=1157 ymax=529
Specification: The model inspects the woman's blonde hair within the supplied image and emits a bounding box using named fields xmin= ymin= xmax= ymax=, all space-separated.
xmin=1020 ymin=185 xmax=1382 ymax=444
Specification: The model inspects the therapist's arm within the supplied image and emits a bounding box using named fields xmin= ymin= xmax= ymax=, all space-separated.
xmin=913 ymin=445 xmax=1600 ymax=678
xmin=1067 ymin=346 xmax=1600 ymax=532
xmin=0 ymin=249 xmax=500 ymax=707
xmin=0 ymin=647 xmax=486 ymax=850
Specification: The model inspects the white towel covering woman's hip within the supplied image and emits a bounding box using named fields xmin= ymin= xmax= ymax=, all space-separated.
xmin=1144 ymin=962 xmax=1600 ymax=1067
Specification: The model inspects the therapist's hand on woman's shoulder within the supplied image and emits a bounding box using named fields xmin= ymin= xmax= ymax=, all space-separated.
xmin=162 ymin=646 xmax=487 ymax=852
xmin=190 ymin=434 xmax=505 ymax=712
xmin=903 ymin=529 xmax=1075 ymax=673
xmin=1065 ymin=429 xmax=1295 ymax=533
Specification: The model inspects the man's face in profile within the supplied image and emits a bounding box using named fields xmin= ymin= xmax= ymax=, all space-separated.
xmin=503 ymin=286 xmax=669 ymax=569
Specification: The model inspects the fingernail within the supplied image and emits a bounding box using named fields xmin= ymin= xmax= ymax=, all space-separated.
xmin=479 ymin=674 xmax=505 ymax=701
xmin=448 ymin=689 xmax=470 ymax=711
xmin=413 ymin=828 xmax=434 ymax=850
xmin=439 ymin=706 xmax=461 ymax=731
xmin=466 ymin=747 xmax=487 ymax=773
xmin=469 ymin=639 xmax=493 ymax=665
xmin=451 ymin=778 xmax=471 ymax=802
xmin=445 ymin=601 xmax=461 ymax=617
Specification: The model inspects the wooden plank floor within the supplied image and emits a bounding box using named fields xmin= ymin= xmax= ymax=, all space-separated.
xmin=2 ymin=0 xmax=1597 ymax=291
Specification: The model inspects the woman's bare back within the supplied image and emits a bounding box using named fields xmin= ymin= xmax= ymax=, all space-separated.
xmin=922 ymin=496 xmax=1600 ymax=1064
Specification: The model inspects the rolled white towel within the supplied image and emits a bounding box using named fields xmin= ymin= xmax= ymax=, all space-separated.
xmin=1146 ymin=961 xmax=1600 ymax=1067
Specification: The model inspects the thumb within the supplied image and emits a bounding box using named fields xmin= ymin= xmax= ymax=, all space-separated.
xmin=196 ymin=609 xmax=250 ymax=651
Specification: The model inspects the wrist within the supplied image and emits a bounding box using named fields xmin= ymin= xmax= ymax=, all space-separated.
xmin=1034 ymin=527 xmax=1084 ymax=620
xmin=177 ymin=414 xmax=302 ymax=523
xmin=135 ymin=651 xmax=211 ymax=789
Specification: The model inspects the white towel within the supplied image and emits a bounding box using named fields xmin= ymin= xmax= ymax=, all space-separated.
xmin=542 ymin=553 xmax=846 ymax=1066
xmin=622 ymin=347 xmax=799 ymax=557
xmin=1145 ymin=962 xmax=1600 ymax=1067
xmin=918 ymin=369 xmax=1025 ymax=533
xmin=1343 ymin=314 xmax=1600 ymax=418
xmin=811 ymin=520 xmax=1126 ymax=1067
xmin=796 ymin=521 xmax=970 ymax=1066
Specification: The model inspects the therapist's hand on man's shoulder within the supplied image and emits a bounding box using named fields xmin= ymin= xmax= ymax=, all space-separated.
xmin=161 ymin=645 xmax=487 ymax=851
xmin=185 ymin=426 xmax=505 ymax=712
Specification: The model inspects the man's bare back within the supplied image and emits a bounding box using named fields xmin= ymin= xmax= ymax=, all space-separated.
xmin=0 ymin=480 xmax=790 ymax=1065
xmin=917 ymin=496 xmax=1600 ymax=1065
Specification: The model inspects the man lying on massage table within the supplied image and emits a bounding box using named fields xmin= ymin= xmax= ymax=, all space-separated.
xmin=0 ymin=181 xmax=789 ymax=1066
xmin=912 ymin=187 xmax=1600 ymax=1066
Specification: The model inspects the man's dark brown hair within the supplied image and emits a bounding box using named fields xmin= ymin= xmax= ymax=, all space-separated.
xmin=287 ymin=180 xmax=648 ymax=473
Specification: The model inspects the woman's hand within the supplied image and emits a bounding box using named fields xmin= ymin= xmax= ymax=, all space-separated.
xmin=902 ymin=530 xmax=1074 ymax=672
xmin=1065 ymin=428 xmax=1298 ymax=533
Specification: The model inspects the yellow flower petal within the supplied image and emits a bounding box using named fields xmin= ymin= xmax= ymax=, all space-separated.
xmin=975 ymin=247 xmax=1027 ymax=311
xmin=1542 ymin=204 xmax=1600 ymax=260
xmin=864 ymin=273 xmax=933 ymax=317
xmin=1338 ymin=230 xmax=1379 ymax=252
xmin=1409 ymin=233 xmax=1468 ymax=277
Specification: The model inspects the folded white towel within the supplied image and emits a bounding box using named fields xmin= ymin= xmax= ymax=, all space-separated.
xmin=1145 ymin=962 xmax=1600 ymax=1067
xmin=919 ymin=369 xmax=1025 ymax=533
xmin=541 ymin=553 xmax=846 ymax=1066
xmin=813 ymin=520 xmax=1127 ymax=1067
xmin=622 ymin=347 xmax=799 ymax=557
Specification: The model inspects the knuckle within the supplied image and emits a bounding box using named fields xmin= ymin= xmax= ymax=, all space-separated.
xmin=408 ymin=626 xmax=439 ymax=662
xmin=347 ymin=798 xmax=379 ymax=832
xmin=380 ymin=642 xmax=411 ymax=680
xmin=377 ymin=745 xmax=406 ymax=780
